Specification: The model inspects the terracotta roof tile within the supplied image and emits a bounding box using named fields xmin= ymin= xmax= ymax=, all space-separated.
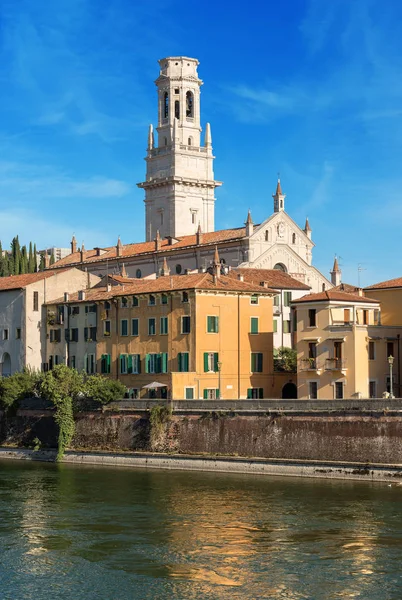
xmin=292 ymin=290 xmax=379 ymax=304
xmin=48 ymin=227 xmax=248 ymax=269
xmin=0 ymin=269 xmax=71 ymax=292
xmin=364 ymin=276 xmax=402 ymax=290
xmin=228 ymin=268 xmax=311 ymax=290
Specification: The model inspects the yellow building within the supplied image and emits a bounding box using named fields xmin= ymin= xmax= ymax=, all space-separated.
xmin=293 ymin=290 xmax=381 ymax=399
xmin=46 ymin=267 xmax=277 ymax=400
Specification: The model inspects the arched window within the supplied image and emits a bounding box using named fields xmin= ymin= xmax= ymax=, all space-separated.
xmin=175 ymin=100 xmax=180 ymax=119
xmin=104 ymin=301 xmax=111 ymax=310
xmin=265 ymin=230 xmax=269 ymax=242
xmin=188 ymin=137 xmax=193 ymax=146
xmin=163 ymin=92 xmax=169 ymax=118
xmin=322 ymin=283 xmax=326 ymax=291
xmin=136 ymin=269 xmax=142 ymax=279
xmin=1 ymin=352 xmax=11 ymax=377
xmin=164 ymin=137 xmax=167 ymax=146
xmin=186 ymin=91 xmax=194 ymax=117
xmin=273 ymin=263 xmax=287 ymax=273
xmin=182 ymin=291 xmax=189 ymax=303
xmin=176 ymin=264 xmax=182 ymax=274
xmin=149 ymin=294 xmax=156 ymax=306
xmin=292 ymin=233 xmax=296 ymax=244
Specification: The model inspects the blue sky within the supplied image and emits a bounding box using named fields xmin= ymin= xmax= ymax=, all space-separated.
xmin=1 ymin=0 xmax=402 ymax=286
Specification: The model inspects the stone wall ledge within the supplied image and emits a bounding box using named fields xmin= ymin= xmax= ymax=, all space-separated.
xmin=1 ymin=447 xmax=402 ymax=483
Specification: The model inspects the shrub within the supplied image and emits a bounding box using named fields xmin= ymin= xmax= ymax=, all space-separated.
xmin=0 ymin=368 xmax=43 ymax=409
xmin=85 ymin=375 xmax=126 ymax=405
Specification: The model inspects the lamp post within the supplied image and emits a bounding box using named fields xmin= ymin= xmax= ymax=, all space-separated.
xmin=388 ymin=355 xmax=395 ymax=399
xmin=217 ymin=360 xmax=222 ymax=400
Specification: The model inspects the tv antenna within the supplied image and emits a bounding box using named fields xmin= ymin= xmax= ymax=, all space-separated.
xmin=357 ymin=263 xmax=366 ymax=287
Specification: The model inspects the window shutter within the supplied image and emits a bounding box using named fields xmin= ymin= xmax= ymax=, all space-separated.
xmin=251 ymin=353 xmax=255 ymax=372
xmin=203 ymin=389 xmax=208 ymax=399
xmin=50 ymin=330 xmax=54 ymax=342
xmin=214 ymin=353 xmax=219 ymax=372
xmin=204 ymin=353 xmax=209 ymax=372
xmin=178 ymin=353 xmax=182 ymax=372
xmin=107 ymin=354 xmax=111 ymax=373
xmin=84 ymin=327 xmax=88 ymax=341
xmin=128 ymin=355 xmax=133 ymax=374
xmin=247 ymin=388 xmax=252 ymax=399
xmin=215 ymin=389 xmax=220 ymax=399
xmin=162 ymin=353 xmax=168 ymax=373
xmin=145 ymin=354 xmax=149 ymax=373
xmin=184 ymin=353 xmax=189 ymax=372
xmin=258 ymin=354 xmax=263 ymax=372
xmin=120 ymin=354 xmax=123 ymax=374
xmin=137 ymin=355 xmax=141 ymax=374
xmin=251 ymin=318 xmax=258 ymax=334
xmin=259 ymin=388 xmax=264 ymax=399
xmin=207 ymin=316 xmax=212 ymax=332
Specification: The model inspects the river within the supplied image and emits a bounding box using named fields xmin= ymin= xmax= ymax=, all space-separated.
xmin=1 ymin=460 xmax=402 ymax=599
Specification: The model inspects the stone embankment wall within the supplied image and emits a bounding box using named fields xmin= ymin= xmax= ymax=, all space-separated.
xmin=2 ymin=399 xmax=402 ymax=465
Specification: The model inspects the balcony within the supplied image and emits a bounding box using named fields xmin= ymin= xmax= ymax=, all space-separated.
xmin=300 ymin=358 xmax=319 ymax=371
xmin=325 ymin=358 xmax=347 ymax=371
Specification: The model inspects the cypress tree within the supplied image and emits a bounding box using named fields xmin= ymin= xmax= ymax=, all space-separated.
xmin=33 ymin=243 xmax=38 ymax=272
xmin=28 ymin=242 xmax=34 ymax=273
xmin=39 ymin=253 xmax=45 ymax=272
xmin=3 ymin=251 xmax=10 ymax=277
xmin=8 ymin=252 xmax=14 ymax=276
xmin=50 ymin=252 xmax=55 ymax=265
xmin=20 ymin=246 xmax=28 ymax=274
xmin=0 ymin=240 xmax=3 ymax=277
xmin=12 ymin=236 xmax=21 ymax=276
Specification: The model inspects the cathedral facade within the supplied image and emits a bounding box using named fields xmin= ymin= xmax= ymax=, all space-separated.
xmin=51 ymin=56 xmax=332 ymax=293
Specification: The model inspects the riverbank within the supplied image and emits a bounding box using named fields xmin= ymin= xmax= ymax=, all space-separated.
xmin=1 ymin=447 xmax=402 ymax=482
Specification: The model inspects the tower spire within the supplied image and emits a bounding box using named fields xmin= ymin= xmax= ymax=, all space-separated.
xmin=330 ymin=255 xmax=341 ymax=286
xmin=245 ymin=210 xmax=254 ymax=237
xmin=273 ymin=178 xmax=286 ymax=213
xmin=304 ymin=217 xmax=312 ymax=240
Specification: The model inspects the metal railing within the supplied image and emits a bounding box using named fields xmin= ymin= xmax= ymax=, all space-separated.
xmin=325 ymin=358 xmax=346 ymax=370
xmin=300 ymin=358 xmax=318 ymax=370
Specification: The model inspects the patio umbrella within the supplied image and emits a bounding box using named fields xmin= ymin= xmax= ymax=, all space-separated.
xmin=142 ymin=381 xmax=167 ymax=389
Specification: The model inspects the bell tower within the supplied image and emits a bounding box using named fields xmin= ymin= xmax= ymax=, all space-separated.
xmin=137 ymin=57 xmax=222 ymax=241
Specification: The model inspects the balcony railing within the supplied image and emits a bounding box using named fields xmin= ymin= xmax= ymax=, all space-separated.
xmin=325 ymin=358 xmax=346 ymax=370
xmin=300 ymin=358 xmax=318 ymax=371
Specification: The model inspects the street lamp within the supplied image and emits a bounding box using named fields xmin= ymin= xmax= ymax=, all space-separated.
xmin=388 ymin=355 xmax=395 ymax=399
xmin=217 ymin=360 xmax=222 ymax=400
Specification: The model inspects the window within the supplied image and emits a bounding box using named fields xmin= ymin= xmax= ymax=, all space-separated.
xmin=292 ymin=233 xmax=296 ymax=244
xmin=84 ymin=327 xmax=96 ymax=342
xmin=104 ymin=301 xmax=111 ymax=310
xmin=308 ymin=343 xmax=317 ymax=368
xmin=181 ymin=316 xmax=191 ymax=334
xmin=250 ymin=317 xmax=258 ymax=334
xmin=71 ymin=306 xmax=80 ymax=316
xmin=207 ymin=316 xmax=219 ymax=333
xmin=368 ymin=341 xmax=375 ymax=360
xmin=103 ymin=320 xmax=111 ymax=336
xmin=251 ymin=352 xmax=263 ymax=373
xmin=160 ymin=317 xmax=168 ymax=335
xmin=283 ymin=320 xmax=291 ymax=334
xmin=250 ymin=295 xmax=259 ymax=305
xmin=132 ymin=319 xmax=139 ymax=336
xmin=33 ymin=291 xmax=39 ymax=312
xmin=204 ymin=352 xmax=219 ymax=373
xmin=70 ymin=328 xmax=78 ymax=342
xmin=149 ymin=294 xmax=156 ymax=306
xmin=178 ymin=352 xmax=189 ymax=372
xmin=132 ymin=296 xmax=139 ymax=307
xmin=148 ymin=318 xmax=156 ymax=335
xmin=185 ymin=387 xmax=194 ymax=399
xmin=273 ymin=319 xmax=278 ymax=333
xmin=174 ymin=88 xmax=179 ymax=94
xmin=68 ymin=356 xmax=76 ymax=369
xmin=50 ymin=329 xmax=61 ymax=343
xmin=265 ymin=230 xmax=269 ymax=242
xmin=247 ymin=388 xmax=264 ymax=399
xmin=85 ymin=304 xmax=97 ymax=314
xmin=335 ymin=382 xmax=343 ymax=399
xmin=344 ymin=309 xmax=351 ymax=325
xmin=188 ymin=138 xmax=193 ymax=147
xmin=369 ymin=381 xmax=377 ymax=399
xmin=387 ymin=342 xmax=394 ymax=358
xmin=308 ymin=309 xmax=316 ymax=327
xmin=145 ymin=353 xmax=168 ymax=374
xmin=186 ymin=91 xmax=194 ymax=117
xmin=182 ymin=291 xmax=188 ymax=302
xmin=121 ymin=297 xmax=128 ymax=308
xmin=363 ymin=309 xmax=368 ymax=325
xmin=48 ymin=356 xmax=54 ymax=370
xmin=55 ymin=355 xmax=62 ymax=366
xmin=175 ymin=99 xmax=180 ymax=119
xmin=274 ymin=295 xmax=280 ymax=307
xmin=203 ymin=389 xmax=220 ymax=400
xmin=57 ymin=306 xmax=65 ymax=324
xmin=121 ymin=319 xmax=128 ymax=336
xmin=136 ymin=269 xmax=142 ymax=279
xmin=129 ymin=354 xmax=141 ymax=374
xmin=16 ymin=328 xmax=21 ymax=340
xmin=176 ymin=264 xmax=182 ymax=274
xmin=101 ymin=354 xmax=111 ymax=374
xmin=120 ymin=354 xmax=128 ymax=374
xmin=161 ymin=294 xmax=168 ymax=305
xmin=163 ymin=91 xmax=169 ymax=118
xmin=85 ymin=354 xmax=96 ymax=374
xmin=284 ymin=291 xmax=292 ymax=306
xmin=309 ymin=382 xmax=318 ymax=399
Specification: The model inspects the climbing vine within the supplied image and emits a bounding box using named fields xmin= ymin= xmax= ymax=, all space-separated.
xmin=149 ymin=405 xmax=172 ymax=450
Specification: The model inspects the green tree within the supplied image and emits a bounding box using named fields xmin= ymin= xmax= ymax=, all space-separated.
xmin=20 ymin=245 xmax=28 ymax=274
xmin=12 ymin=236 xmax=21 ymax=276
xmin=0 ymin=240 xmax=3 ymax=277
xmin=33 ymin=243 xmax=38 ymax=272
xmin=39 ymin=253 xmax=45 ymax=272
xmin=85 ymin=375 xmax=126 ymax=404
xmin=50 ymin=251 xmax=55 ymax=265
xmin=274 ymin=347 xmax=297 ymax=373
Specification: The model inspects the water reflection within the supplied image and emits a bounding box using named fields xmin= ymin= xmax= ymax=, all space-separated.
xmin=1 ymin=461 xmax=402 ymax=599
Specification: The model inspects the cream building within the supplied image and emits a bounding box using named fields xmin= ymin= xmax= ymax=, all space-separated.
xmin=0 ymin=269 xmax=100 ymax=376
xmin=49 ymin=56 xmax=333 ymax=294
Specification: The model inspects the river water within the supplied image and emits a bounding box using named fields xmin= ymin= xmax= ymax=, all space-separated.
xmin=1 ymin=461 xmax=402 ymax=599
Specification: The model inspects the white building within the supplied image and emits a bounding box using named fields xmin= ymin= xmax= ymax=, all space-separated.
xmin=0 ymin=269 xmax=99 ymax=376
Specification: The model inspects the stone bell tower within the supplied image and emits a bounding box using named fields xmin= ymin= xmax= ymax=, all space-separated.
xmin=137 ymin=57 xmax=221 ymax=241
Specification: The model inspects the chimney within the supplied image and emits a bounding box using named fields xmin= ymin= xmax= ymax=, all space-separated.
xmin=64 ymin=292 xmax=70 ymax=302
xmin=238 ymin=273 xmax=244 ymax=282
xmin=107 ymin=284 xmax=112 ymax=292
xmin=71 ymin=235 xmax=77 ymax=254
xmin=78 ymin=290 xmax=86 ymax=301
xmin=116 ymin=237 xmax=123 ymax=257
xmin=358 ymin=288 xmax=364 ymax=297
xmin=212 ymin=245 xmax=221 ymax=279
xmin=86 ymin=267 xmax=91 ymax=289
xmin=80 ymin=243 xmax=85 ymax=263
xmin=155 ymin=230 xmax=161 ymax=251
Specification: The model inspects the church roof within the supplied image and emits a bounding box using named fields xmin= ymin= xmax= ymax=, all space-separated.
xmin=292 ymin=290 xmax=378 ymax=304
xmin=49 ymin=227 xmax=249 ymax=270
xmin=364 ymin=276 xmax=402 ymax=290
xmin=229 ymin=268 xmax=311 ymax=290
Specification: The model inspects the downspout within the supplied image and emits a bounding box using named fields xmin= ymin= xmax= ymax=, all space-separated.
xmin=281 ymin=290 xmax=284 ymax=348
xmin=238 ymin=294 xmax=241 ymax=399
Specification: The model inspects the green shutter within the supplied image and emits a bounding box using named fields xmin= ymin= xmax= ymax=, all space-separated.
xmin=184 ymin=353 xmax=189 ymax=372
xmin=203 ymin=389 xmax=208 ymax=399
xmin=137 ymin=354 xmax=141 ymax=374
xmin=251 ymin=317 xmax=258 ymax=334
xmin=273 ymin=319 xmax=278 ymax=333
xmin=107 ymin=354 xmax=111 ymax=373
xmin=145 ymin=353 xmax=149 ymax=374
xmin=162 ymin=353 xmax=168 ymax=373
xmin=178 ymin=352 xmax=182 ymax=372
xmin=204 ymin=352 xmax=209 ymax=372
xmin=214 ymin=353 xmax=219 ymax=372
xmin=215 ymin=389 xmax=220 ymax=399
xmin=207 ymin=316 xmax=212 ymax=332
xmin=127 ymin=354 xmax=133 ymax=374
xmin=247 ymin=388 xmax=252 ymax=399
